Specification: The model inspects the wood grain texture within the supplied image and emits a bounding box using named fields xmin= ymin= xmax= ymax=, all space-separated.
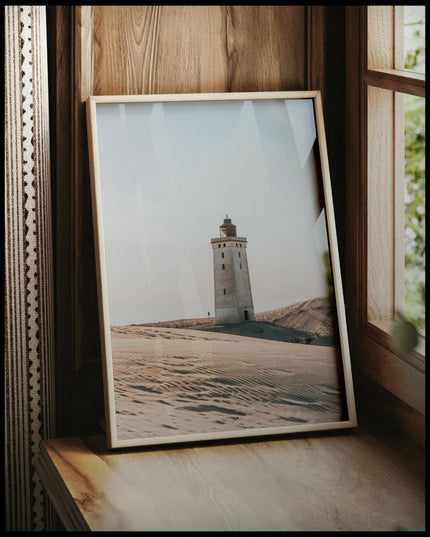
xmin=37 ymin=433 xmax=425 ymax=531
xmin=345 ymin=6 xmax=367 ymax=334
xmin=322 ymin=7 xmax=346 ymax=271
xmin=355 ymin=326 xmax=425 ymax=415
xmin=34 ymin=451 xmax=89 ymax=531
xmin=367 ymin=85 xmax=395 ymax=321
xmin=47 ymin=6 xmax=76 ymax=436
xmin=307 ymin=6 xmax=326 ymax=100
xmin=364 ymin=68 xmax=426 ymax=97
xmin=353 ymin=367 xmax=425 ymax=450
xmin=87 ymin=6 xmax=306 ymax=96
xmin=367 ymin=6 xmax=395 ymax=70
xmin=71 ymin=7 xmax=101 ymax=373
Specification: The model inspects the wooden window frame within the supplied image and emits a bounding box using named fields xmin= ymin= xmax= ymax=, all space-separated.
xmin=345 ymin=6 xmax=425 ymax=417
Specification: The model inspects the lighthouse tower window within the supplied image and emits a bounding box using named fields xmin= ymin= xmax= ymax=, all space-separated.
xmin=222 ymin=264 xmax=225 ymax=270
xmin=238 ymin=252 xmax=241 ymax=258
xmin=221 ymin=252 xmax=224 ymax=258
xmin=240 ymin=263 xmax=242 ymax=269
xmin=223 ymin=288 xmax=226 ymax=295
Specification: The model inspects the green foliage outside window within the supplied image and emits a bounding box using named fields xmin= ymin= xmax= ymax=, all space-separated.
xmin=391 ymin=8 xmax=425 ymax=353
xmin=404 ymin=94 xmax=425 ymax=332
xmin=403 ymin=11 xmax=425 ymax=333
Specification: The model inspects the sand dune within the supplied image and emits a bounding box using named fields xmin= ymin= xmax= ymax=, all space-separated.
xmin=109 ymin=325 xmax=346 ymax=442
xmin=194 ymin=320 xmax=336 ymax=346
xmin=131 ymin=295 xmax=337 ymax=339
xmin=256 ymin=295 xmax=336 ymax=337
xmin=134 ymin=317 xmax=216 ymax=330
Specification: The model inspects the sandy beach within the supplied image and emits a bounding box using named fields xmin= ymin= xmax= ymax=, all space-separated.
xmin=110 ymin=323 xmax=346 ymax=442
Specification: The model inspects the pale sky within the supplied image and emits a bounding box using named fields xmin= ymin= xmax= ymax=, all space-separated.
xmin=96 ymin=98 xmax=331 ymax=325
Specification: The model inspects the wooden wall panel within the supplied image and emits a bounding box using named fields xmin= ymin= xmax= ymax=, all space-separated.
xmin=344 ymin=6 xmax=366 ymax=333
xmin=49 ymin=5 xmax=333 ymax=437
xmin=86 ymin=6 xmax=306 ymax=96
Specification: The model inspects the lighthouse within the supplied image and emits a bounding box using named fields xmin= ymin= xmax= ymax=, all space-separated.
xmin=210 ymin=216 xmax=255 ymax=324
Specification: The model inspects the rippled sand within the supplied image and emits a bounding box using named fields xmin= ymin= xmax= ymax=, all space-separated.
xmin=110 ymin=326 xmax=346 ymax=442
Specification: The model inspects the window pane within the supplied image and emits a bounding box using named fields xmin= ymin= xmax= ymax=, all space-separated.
xmin=404 ymin=93 xmax=425 ymax=332
xmin=404 ymin=5 xmax=425 ymax=74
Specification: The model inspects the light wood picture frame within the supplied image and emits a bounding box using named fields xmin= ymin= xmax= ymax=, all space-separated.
xmin=86 ymin=91 xmax=357 ymax=449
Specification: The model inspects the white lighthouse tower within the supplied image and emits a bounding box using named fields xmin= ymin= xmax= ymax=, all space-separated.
xmin=210 ymin=216 xmax=255 ymax=324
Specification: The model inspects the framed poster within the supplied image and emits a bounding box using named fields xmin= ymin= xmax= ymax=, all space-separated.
xmin=86 ymin=91 xmax=357 ymax=449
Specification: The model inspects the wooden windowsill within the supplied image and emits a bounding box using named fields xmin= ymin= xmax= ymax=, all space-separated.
xmin=368 ymin=318 xmax=425 ymax=366
xmin=34 ymin=429 xmax=425 ymax=531
xmin=352 ymin=322 xmax=425 ymax=420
